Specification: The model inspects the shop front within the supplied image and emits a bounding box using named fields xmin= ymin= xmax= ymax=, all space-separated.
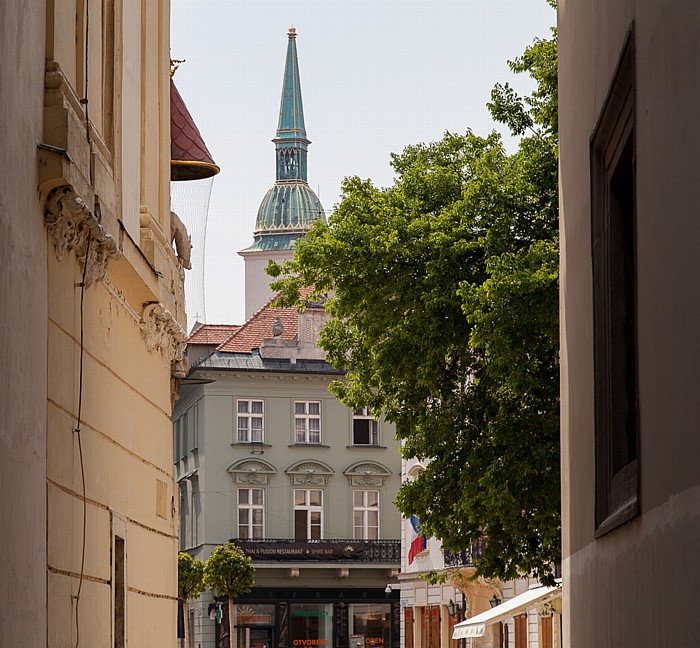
xmin=214 ymin=588 xmax=400 ymax=648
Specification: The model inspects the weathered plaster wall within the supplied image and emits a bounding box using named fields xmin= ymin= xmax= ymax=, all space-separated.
xmin=559 ymin=0 xmax=700 ymax=645
xmin=0 ymin=2 xmax=48 ymax=646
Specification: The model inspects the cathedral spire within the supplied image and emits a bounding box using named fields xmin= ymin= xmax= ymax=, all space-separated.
xmin=274 ymin=26 xmax=310 ymax=181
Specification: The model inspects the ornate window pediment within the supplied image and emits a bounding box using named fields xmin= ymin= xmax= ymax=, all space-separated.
xmin=407 ymin=464 xmax=425 ymax=481
xmin=286 ymin=460 xmax=334 ymax=486
xmin=227 ymin=459 xmax=277 ymax=485
xmin=344 ymin=461 xmax=392 ymax=487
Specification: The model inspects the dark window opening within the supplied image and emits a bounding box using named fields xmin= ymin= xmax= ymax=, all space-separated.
xmin=591 ymin=29 xmax=640 ymax=536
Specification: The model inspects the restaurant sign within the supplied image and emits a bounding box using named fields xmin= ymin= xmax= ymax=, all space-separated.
xmin=234 ymin=541 xmax=367 ymax=562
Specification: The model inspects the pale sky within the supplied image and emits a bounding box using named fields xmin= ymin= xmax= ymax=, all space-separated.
xmin=170 ymin=0 xmax=556 ymax=327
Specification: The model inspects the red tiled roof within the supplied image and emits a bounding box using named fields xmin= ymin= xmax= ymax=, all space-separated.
xmin=188 ymin=324 xmax=241 ymax=345
xmin=217 ymin=296 xmax=299 ymax=353
xmin=170 ymin=79 xmax=220 ymax=181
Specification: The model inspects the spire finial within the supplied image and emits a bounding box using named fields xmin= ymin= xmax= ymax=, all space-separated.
xmin=288 ymin=26 xmax=297 ymax=39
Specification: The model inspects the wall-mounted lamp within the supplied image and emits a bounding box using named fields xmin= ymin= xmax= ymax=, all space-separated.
xmin=447 ymin=599 xmax=459 ymax=616
xmin=385 ymin=584 xmax=393 ymax=596
xmin=489 ymin=594 xmax=501 ymax=608
xmin=208 ymin=602 xmax=223 ymax=623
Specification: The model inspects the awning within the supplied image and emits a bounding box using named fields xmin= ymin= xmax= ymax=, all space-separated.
xmin=452 ymin=583 xmax=562 ymax=639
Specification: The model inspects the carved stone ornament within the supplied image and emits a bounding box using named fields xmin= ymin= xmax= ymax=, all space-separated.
xmin=44 ymin=184 xmax=121 ymax=286
xmin=227 ymin=459 xmax=277 ymax=485
xmin=344 ymin=461 xmax=391 ymax=487
xmin=286 ymin=460 xmax=334 ymax=486
xmin=139 ymin=302 xmax=188 ymax=367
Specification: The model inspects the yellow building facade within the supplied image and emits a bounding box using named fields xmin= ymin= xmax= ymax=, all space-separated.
xmin=1 ymin=1 xmax=184 ymax=646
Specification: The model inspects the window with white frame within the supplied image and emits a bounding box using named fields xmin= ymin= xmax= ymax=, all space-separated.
xmin=353 ymin=490 xmax=379 ymax=540
xmin=294 ymin=401 xmax=321 ymax=444
xmin=294 ymin=489 xmax=323 ymax=540
xmin=238 ymin=488 xmax=264 ymax=539
xmin=237 ymin=400 xmax=264 ymax=443
xmin=353 ymin=407 xmax=379 ymax=445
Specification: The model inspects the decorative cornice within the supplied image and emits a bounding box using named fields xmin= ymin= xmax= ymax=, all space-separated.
xmin=227 ymin=459 xmax=277 ymax=485
xmin=344 ymin=461 xmax=391 ymax=487
xmin=44 ymin=184 xmax=121 ymax=286
xmin=139 ymin=302 xmax=188 ymax=371
xmin=286 ymin=460 xmax=334 ymax=486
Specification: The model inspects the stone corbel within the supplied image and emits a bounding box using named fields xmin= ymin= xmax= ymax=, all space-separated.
xmin=44 ymin=184 xmax=121 ymax=286
xmin=140 ymin=302 xmax=188 ymax=363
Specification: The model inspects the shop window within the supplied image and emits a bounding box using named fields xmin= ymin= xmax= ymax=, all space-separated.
xmin=238 ymin=488 xmax=264 ymax=539
xmin=354 ymin=490 xmax=379 ymax=540
xmin=291 ymin=604 xmax=333 ymax=648
xmin=591 ymin=29 xmax=639 ymax=536
xmin=353 ymin=407 xmax=379 ymax=445
xmin=349 ymin=603 xmax=391 ymax=648
xmin=294 ymin=489 xmax=323 ymax=540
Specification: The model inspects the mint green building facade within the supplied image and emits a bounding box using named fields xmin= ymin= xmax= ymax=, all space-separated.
xmin=175 ymin=28 xmax=401 ymax=648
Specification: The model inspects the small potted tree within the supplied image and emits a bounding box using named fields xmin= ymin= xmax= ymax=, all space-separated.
xmin=178 ymin=552 xmax=206 ymax=648
xmin=204 ymin=543 xmax=256 ymax=648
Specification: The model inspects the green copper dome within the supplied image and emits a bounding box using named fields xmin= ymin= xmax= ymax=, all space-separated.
xmin=242 ymin=27 xmax=325 ymax=254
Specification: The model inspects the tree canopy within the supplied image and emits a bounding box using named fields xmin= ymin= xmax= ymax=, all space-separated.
xmin=269 ymin=21 xmax=559 ymax=584
xmin=178 ymin=552 xmax=206 ymax=602
xmin=204 ymin=542 xmax=255 ymax=599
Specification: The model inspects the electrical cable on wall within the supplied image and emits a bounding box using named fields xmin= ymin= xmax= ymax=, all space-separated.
xmin=72 ymin=4 xmax=92 ymax=645
xmin=72 ymin=235 xmax=91 ymax=648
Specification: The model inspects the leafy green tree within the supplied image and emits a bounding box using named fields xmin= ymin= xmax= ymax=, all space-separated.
xmin=178 ymin=552 xmax=206 ymax=648
xmin=204 ymin=543 xmax=255 ymax=648
xmin=269 ymin=14 xmax=559 ymax=585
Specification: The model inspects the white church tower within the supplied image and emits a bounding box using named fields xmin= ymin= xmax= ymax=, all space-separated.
xmin=238 ymin=27 xmax=325 ymax=320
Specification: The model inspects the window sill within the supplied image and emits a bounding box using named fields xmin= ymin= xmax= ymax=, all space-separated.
xmin=288 ymin=443 xmax=330 ymax=448
xmin=346 ymin=444 xmax=386 ymax=449
xmin=230 ymin=442 xmax=271 ymax=448
xmin=595 ymin=495 xmax=640 ymax=538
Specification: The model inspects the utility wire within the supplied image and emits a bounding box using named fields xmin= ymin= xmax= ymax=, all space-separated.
xmin=73 ymin=3 xmax=92 ymax=646
xmin=72 ymin=235 xmax=91 ymax=648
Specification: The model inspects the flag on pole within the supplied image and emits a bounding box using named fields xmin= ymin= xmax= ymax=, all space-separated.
xmin=408 ymin=515 xmax=427 ymax=564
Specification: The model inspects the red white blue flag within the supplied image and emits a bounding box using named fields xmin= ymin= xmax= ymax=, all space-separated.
xmin=408 ymin=515 xmax=427 ymax=564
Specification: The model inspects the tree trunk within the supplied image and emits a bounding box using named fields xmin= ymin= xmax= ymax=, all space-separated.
xmin=183 ymin=599 xmax=190 ymax=648
xmin=228 ymin=596 xmax=235 ymax=648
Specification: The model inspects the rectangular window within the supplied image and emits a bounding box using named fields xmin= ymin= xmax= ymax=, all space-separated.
xmin=290 ymin=604 xmax=333 ymax=647
xmin=294 ymin=401 xmax=321 ymax=444
xmin=349 ymin=604 xmax=391 ymax=648
xmin=173 ymin=419 xmax=179 ymax=463
xmin=237 ymin=400 xmax=264 ymax=443
xmin=191 ymin=403 xmax=199 ymax=451
xmin=591 ymin=31 xmax=639 ymax=536
xmin=114 ymin=536 xmax=125 ymax=648
xmin=238 ymin=488 xmax=264 ymax=539
xmin=353 ymin=407 xmax=380 ymax=445
xmin=180 ymin=412 xmax=188 ymax=459
xmin=353 ymin=490 xmax=380 ymax=540
xmin=294 ymin=489 xmax=323 ymax=540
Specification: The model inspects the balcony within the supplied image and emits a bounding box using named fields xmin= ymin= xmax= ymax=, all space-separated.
xmin=231 ymin=538 xmax=401 ymax=564
xmin=442 ymin=539 xmax=485 ymax=568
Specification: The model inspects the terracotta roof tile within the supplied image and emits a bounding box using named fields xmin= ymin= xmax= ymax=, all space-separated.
xmin=217 ymin=295 xmax=299 ymax=353
xmin=188 ymin=324 xmax=241 ymax=345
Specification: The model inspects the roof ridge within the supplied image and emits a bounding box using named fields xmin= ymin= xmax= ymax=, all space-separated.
xmin=216 ymin=291 xmax=297 ymax=352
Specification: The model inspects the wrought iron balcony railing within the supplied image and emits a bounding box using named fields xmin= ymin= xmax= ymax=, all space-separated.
xmin=231 ymin=538 xmax=401 ymax=564
xmin=442 ymin=539 xmax=485 ymax=568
